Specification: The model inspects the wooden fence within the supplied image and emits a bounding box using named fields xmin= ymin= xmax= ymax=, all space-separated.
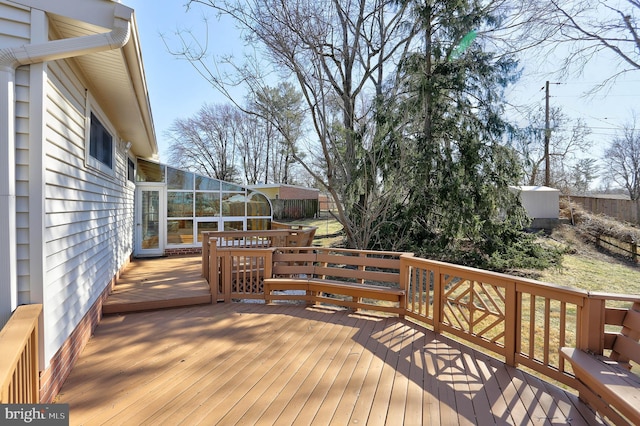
xmin=0 ymin=304 xmax=42 ymax=403
xmin=569 ymin=195 xmax=640 ymax=224
xmin=595 ymin=234 xmax=640 ymax=262
xmin=271 ymin=199 xmax=319 ymax=219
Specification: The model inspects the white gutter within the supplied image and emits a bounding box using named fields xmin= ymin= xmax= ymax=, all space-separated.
xmin=0 ymin=4 xmax=132 ymax=326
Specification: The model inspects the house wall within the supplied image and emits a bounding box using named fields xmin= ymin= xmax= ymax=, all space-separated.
xmin=3 ymin=5 xmax=136 ymax=399
xmin=2 ymin=0 xmax=140 ymax=401
xmin=0 ymin=1 xmax=30 ymax=48
xmin=41 ymin=54 xmax=135 ymax=370
xmin=16 ymin=65 xmax=31 ymax=303
xmin=7 ymin=2 xmax=33 ymax=308
xmin=279 ymin=186 xmax=318 ymax=200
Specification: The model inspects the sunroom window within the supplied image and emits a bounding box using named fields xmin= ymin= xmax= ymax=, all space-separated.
xmin=135 ymin=159 xmax=273 ymax=250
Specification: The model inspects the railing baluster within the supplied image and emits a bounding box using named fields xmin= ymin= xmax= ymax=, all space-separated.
xmin=529 ymin=294 xmax=536 ymax=359
xmin=544 ymin=298 xmax=551 ymax=366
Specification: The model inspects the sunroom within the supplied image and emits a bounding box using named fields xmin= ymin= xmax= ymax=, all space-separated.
xmin=133 ymin=159 xmax=272 ymax=257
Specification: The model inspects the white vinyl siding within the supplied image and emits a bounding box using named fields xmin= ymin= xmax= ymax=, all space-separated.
xmin=42 ymin=58 xmax=134 ymax=364
xmin=0 ymin=2 xmax=30 ymax=46
xmin=15 ymin=66 xmax=31 ymax=305
xmin=3 ymin=1 xmax=33 ymax=307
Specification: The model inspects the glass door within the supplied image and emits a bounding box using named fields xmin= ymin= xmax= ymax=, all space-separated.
xmin=135 ymin=185 xmax=165 ymax=257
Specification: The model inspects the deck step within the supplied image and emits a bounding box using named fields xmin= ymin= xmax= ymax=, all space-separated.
xmin=102 ymin=255 xmax=212 ymax=314
xmin=103 ymin=294 xmax=212 ymax=314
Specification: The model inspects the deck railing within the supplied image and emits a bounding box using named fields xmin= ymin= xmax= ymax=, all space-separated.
xmin=0 ymin=304 xmax=42 ymax=403
xmin=201 ymin=226 xmax=316 ymax=282
xmin=204 ymin=242 xmax=640 ymax=391
xmin=209 ymin=246 xmax=273 ymax=302
xmin=401 ymin=256 xmax=593 ymax=387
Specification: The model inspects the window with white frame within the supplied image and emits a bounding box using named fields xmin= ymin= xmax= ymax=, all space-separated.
xmin=87 ymin=112 xmax=114 ymax=174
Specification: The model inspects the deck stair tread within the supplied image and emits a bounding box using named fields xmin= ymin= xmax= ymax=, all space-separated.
xmin=103 ymin=255 xmax=211 ymax=314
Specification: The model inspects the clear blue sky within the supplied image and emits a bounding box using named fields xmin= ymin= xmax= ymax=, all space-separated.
xmin=125 ymin=1 xmax=639 ymax=164
xmin=126 ymin=0 xmax=236 ymax=160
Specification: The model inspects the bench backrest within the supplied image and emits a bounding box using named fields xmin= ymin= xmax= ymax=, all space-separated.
xmin=272 ymin=247 xmax=408 ymax=287
xmin=285 ymin=228 xmax=317 ymax=247
xmin=609 ymin=301 xmax=640 ymax=367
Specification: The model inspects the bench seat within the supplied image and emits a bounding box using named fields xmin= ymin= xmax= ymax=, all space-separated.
xmin=264 ymin=278 xmax=405 ymax=302
xmin=560 ymin=347 xmax=640 ymax=424
xmin=308 ymin=279 xmax=405 ymax=301
xmin=263 ymin=248 xmax=410 ymax=315
xmin=264 ymin=277 xmax=405 ymax=314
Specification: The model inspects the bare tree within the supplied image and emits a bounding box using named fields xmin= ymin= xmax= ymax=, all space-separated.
xmin=520 ymin=0 xmax=640 ymax=84
xmin=251 ymin=83 xmax=306 ymax=185
xmin=604 ymin=115 xmax=640 ymax=200
xmin=179 ymin=0 xmax=419 ymax=248
xmin=510 ymin=106 xmax=592 ymax=191
xmin=236 ymin=112 xmax=267 ymax=185
xmin=166 ymin=103 xmax=241 ymax=182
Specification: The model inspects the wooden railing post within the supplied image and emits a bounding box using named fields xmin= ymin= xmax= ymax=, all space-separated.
xmin=209 ymin=241 xmax=219 ymax=303
xmin=264 ymin=249 xmax=273 ymax=281
xmin=433 ymin=267 xmax=443 ymax=334
xmin=399 ymin=255 xmax=412 ymax=318
xmin=504 ymin=281 xmax=518 ymax=366
xmin=202 ymin=232 xmax=210 ymax=280
xmin=578 ymin=295 xmax=606 ymax=355
xmin=223 ymin=250 xmax=232 ymax=303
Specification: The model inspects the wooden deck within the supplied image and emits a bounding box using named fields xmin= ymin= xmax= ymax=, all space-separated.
xmin=56 ymin=301 xmax=606 ymax=425
xmin=102 ymin=256 xmax=211 ymax=314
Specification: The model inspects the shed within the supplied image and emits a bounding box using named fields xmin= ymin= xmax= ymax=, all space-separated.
xmin=511 ymin=186 xmax=560 ymax=230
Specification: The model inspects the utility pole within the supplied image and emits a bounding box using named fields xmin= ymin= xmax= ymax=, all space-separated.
xmin=544 ymin=80 xmax=550 ymax=187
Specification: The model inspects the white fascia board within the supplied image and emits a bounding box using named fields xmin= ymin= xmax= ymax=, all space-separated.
xmin=121 ymin=13 xmax=158 ymax=158
xmin=7 ymin=0 xmax=133 ymax=30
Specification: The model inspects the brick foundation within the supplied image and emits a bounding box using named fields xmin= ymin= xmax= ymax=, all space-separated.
xmin=39 ymin=257 xmax=130 ymax=403
xmin=164 ymin=247 xmax=202 ymax=256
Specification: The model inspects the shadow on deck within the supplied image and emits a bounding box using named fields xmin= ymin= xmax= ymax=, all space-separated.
xmin=55 ymin=256 xmax=606 ymax=425
xmin=57 ymin=303 xmax=605 ymax=425
xmin=102 ymin=255 xmax=211 ymax=314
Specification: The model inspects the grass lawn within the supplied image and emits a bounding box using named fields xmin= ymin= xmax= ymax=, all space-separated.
xmin=537 ymin=255 xmax=640 ymax=295
xmin=535 ymin=225 xmax=640 ymax=297
xmin=277 ymin=213 xmax=344 ymax=247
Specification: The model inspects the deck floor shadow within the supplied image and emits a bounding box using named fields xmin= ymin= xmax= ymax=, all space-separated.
xmin=56 ymin=302 xmax=607 ymax=425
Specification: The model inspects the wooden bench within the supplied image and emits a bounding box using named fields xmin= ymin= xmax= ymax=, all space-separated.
xmin=263 ymin=247 xmax=411 ymax=315
xmin=560 ymin=301 xmax=640 ymax=425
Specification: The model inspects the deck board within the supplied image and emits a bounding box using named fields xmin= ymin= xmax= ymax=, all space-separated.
xmin=403 ymin=328 xmax=425 ymax=426
xmin=320 ymin=314 xmax=378 ymax=424
xmin=56 ymin=258 xmax=608 ymax=426
xmin=162 ymin=305 xmax=326 ymax=425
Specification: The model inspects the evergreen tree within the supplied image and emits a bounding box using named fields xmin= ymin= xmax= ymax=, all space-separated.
xmin=374 ymin=0 xmax=555 ymax=269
